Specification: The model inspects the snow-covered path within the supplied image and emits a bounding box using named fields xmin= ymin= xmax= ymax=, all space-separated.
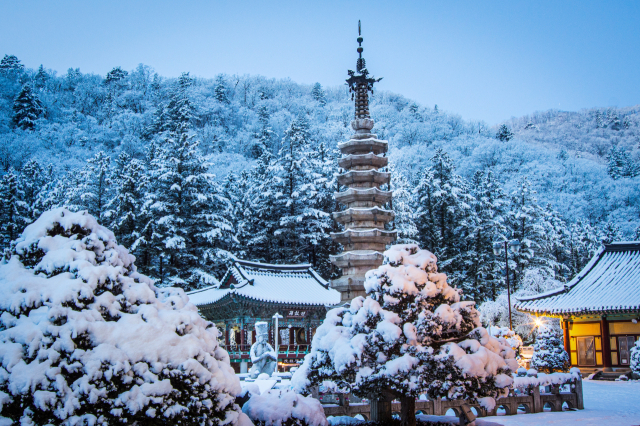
xmin=485 ymin=380 xmax=640 ymax=425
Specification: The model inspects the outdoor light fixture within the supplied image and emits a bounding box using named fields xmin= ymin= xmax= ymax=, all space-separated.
xmin=493 ymin=238 xmax=521 ymax=331
xmin=534 ymin=318 xmax=544 ymax=328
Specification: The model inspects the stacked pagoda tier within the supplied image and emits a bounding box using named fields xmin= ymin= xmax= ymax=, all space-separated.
xmin=330 ymin=118 xmax=396 ymax=302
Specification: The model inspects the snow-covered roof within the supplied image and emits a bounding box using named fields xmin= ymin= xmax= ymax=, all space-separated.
xmin=515 ymin=242 xmax=640 ymax=316
xmin=187 ymin=259 xmax=341 ymax=307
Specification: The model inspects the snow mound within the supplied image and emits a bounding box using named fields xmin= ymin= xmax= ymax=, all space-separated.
xmin=242 ymin=389 xmax=327 ymax=426
xmin=0 ymin=208 xmax=241 ymax=425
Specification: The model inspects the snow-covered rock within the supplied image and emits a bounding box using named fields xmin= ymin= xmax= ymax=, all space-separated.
xmin=0 ymin=208 xmax=242 ymax=425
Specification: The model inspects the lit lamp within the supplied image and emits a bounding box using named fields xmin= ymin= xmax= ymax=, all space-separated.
xmin=492 ymin=239 xmax=521 ymax=331
xmin=272 ymin=312 xmax=283 ymax=375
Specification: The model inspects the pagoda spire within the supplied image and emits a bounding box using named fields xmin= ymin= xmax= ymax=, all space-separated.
xmin=330 ymin=22 xmax=396 ymax=303
xmin=347 ymin=20 xmax=382 ymax=120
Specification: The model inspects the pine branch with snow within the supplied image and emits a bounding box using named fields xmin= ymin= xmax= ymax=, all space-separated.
xmin=0 ymin=208 xmax=242 ymax=425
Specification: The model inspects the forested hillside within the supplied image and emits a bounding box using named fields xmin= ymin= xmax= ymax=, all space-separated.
xmin=1 ymin=54 xmax=639 ymax=302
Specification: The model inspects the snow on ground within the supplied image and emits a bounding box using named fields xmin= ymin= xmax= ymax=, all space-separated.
xmin=485 ymin=379 xmax=640 ymax=425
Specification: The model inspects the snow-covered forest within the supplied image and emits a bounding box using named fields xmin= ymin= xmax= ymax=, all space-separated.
xmin=1 ymin=54 xmax=639 ymax=301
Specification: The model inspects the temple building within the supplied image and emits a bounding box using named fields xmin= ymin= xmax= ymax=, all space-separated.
xmin=188 ymin=259 xmax=340 ymax=373
xmin=330 ymin=21 xmax=396 ymax=303
xmin=515 ymin=242 xmax=640 ymax=376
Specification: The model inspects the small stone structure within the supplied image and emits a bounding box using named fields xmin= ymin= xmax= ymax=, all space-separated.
xmin=248 ymin=322 xmax=277 ymax=379
xmin=320 ymin=375 xmax=583 ymax=424
xmin=330 ymin=24 xmax=396 ymax=303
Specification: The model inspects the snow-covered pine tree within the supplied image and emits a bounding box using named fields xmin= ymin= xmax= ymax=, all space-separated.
xmin=600 ymin=221 xmax=623 ymax=244
xmin=0 ymin=170 xmax=28 ymax=250
xmin=107 ymin=153 xmax=148 ymax=250
xmin=215 ymin=74 xmax=230 ymax=104
xmin=414 ymin=149 xmax=474 ymax=288
xmin=248 ymin=104 xmax=273 ymax=159
xmin=530 ymin=324 xmax=570 ymax=373
xmin=34 ymin=64 xmax=48 ymax=88
xmin=150 ymin=133 xmax=234 ymax=289
xmin=390 ymin=169 xmax=418 ymax=244
xmin=239 ymin=152 xmax=281 ymax=264
xmin=463 ymin=170 xmax=508 ymax=302
xmin=104 ymin=66 xmax=128 ymax=85
xmin=506 ymin=178 xmax=555 ymax=288
xmin=66 ymin=151 xmax=113 ymax=220
xmin=495 ymin=124 xmax=513 ymax=142
xmin=0 ymin=55 xmax=25 ymax=78
xmin=293 ymin=244 xmax=518 ymax=426
xmin=12 ymin=84 xmax=44 ymax=130
xmin=311 ymin=83 xmax=326 ymax=106
xmin=631 ymin=339 xmax=640 ymax=378
xmin=566 ymin=220 xmax=600 ymax=277
xmin=0 ymin=208 xmax=244 ymax=425
xmin=19 ymin=159 xmax=47 ymax=221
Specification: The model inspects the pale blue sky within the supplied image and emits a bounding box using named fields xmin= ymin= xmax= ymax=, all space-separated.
xmin=2 ymin=0 xmax=639 ymax=124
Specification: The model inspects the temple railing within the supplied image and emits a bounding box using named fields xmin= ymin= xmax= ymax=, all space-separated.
xmin=222 ymin=344 xmax=310 ymax=359
xmin=318 ymin=372 xmax=584 ymax=423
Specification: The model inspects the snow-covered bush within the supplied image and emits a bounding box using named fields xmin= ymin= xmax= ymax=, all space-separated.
xmin=489 ymin=326 xmax=523 ymax=354
xmin=631 ymin=339 xmax=640 ymax=377
xmin=293 ymin=244 xmax=518 ymax=424
xmin=530 ymin=324 xmax=570 ymax=373
xmin=0 ymin=208 xmax=243 ymax=425
xmin=242 ymin=389 xmax=327 ymax=426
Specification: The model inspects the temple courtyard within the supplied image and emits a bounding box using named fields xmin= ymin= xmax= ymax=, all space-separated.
xmin=480 ymin=379 xmax=640 ymax=426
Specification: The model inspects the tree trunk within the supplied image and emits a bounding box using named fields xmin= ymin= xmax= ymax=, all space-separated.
xmin=370 ymin=389 xmax=393 ymax=423
xmin=400 ymin=395 xmax=416 ymax=426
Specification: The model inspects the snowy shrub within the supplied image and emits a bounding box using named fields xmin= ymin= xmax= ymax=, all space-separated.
xmin=631 ymin=339 xmax=640 ymax=377
xmin=242 ymin=389 xmax=327 ymax=426
xmin=293 ymin=244 xmax=518 ymax=424
xmin=0 ymin=208 xmax=243 ymax=425
xmin=530 ymin=325 xmax=570 ymax=373
xmin=489 ymin=326 xmax=523 ymax=354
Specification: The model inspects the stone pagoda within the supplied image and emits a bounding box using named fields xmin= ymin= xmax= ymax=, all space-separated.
xmin=330 ymin=22 xmax=396 ymax=303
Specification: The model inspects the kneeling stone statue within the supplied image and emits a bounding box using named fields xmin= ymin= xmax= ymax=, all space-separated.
xmin=249 ymin=322 xmax=277 ymax=379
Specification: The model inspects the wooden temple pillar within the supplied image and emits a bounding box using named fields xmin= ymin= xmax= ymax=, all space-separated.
xmin=562 ymin=319 xmax=571 ymax=355
xmin=601 ymin=316 xmax=612 ymax=371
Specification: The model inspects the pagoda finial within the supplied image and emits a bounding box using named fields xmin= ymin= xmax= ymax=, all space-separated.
xmin=347 ymin=20 xmax=382 ymax=120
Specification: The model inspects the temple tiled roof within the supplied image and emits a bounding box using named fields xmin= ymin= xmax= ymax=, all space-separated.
xmin=187 ymin=259 xmax=341 ymax=307
xmin=515 ymin=242 xmax=640 ymax=316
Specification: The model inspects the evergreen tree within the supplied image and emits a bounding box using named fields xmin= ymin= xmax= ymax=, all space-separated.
xmin=0 ymin=208 xmax=243 ymax=425
xmin=214 ymin=74 xmax=229 ymax=104
xmin=0 ymin=170 xmax=28 ymax=250
xmin=0 ymin=55 xmax=24 ymax=77
xmin=150 ymin=133 xmax=234 ymax=289
xmin=249 ymin=104 xmax=273 ymax=158
xmin=66 ymin=151 xmax=112 ymax=219
xmin=496 ymin=124 xmax=513 ymax=141
xmin=12 ymin=84 xmax=44 ymax=130
xmin=107 ymin=153 xmax=147 ymax=250
xmin=507 ymin=178 xmax=555 ymax=287
xmin=104 ymin=66 xmax=128 ymax=84
xmin=390 ymin=170 xmax=418 ymax=244
xmin=600 ymin=221 xmax=623 ymax=244
xmin=18 ymin=159 xmax=46 ymax=221
xmin=34 ymin=65 xmax=48 ymax=88
xmin=463 ymin=171 xmax=508 ymax=302
xmin=311 ymin=82 xmax=326 ymax=106
xmin=414 ymin=149 xmax=473 ymax=288
xmin=530 ymin=325 xmax=570 ymax=373
xmin=293 ymin=245 xmax=518 ymax=425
